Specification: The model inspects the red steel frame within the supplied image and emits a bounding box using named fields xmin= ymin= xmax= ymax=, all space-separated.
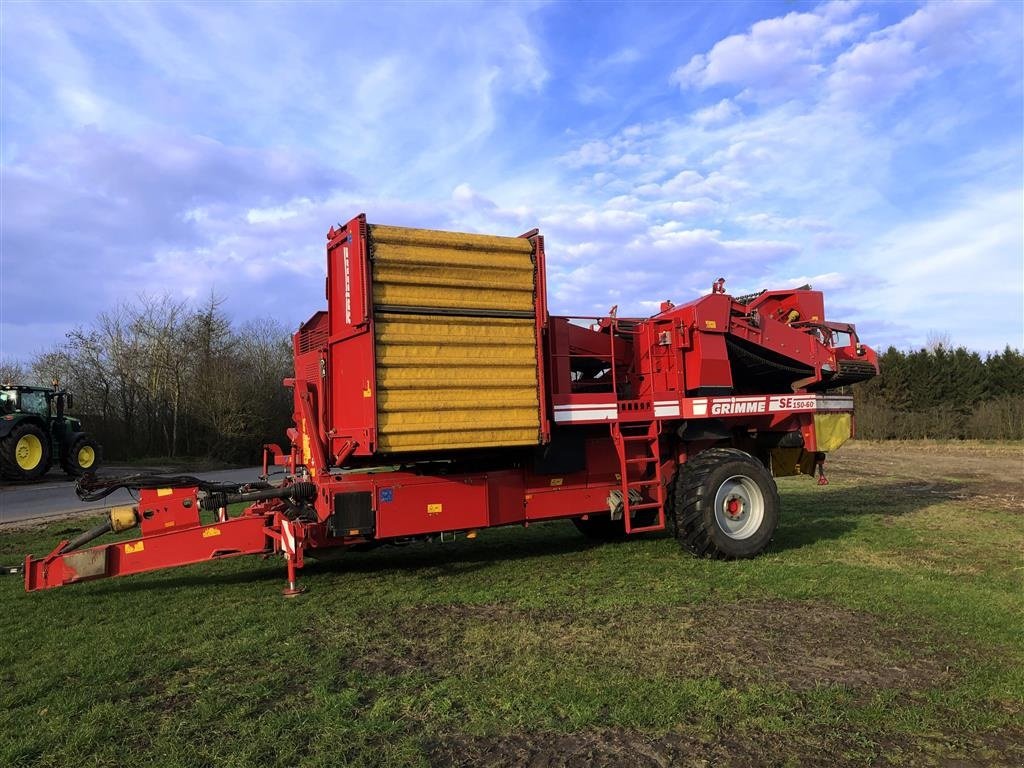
xmin=22 ymin=218 xmax=878 ymax=594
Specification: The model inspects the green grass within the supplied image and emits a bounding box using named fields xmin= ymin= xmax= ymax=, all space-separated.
xmin=1 ymin=445 xmax=1022 ymax=767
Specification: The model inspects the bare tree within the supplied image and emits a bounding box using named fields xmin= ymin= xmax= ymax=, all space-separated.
xmin=925 ymin=330 xmax=951 ymax=353
xmin=0 ymin=358 xmax=28 ymax=386
xmin=28 ymin=293 xmax=295 ymax=461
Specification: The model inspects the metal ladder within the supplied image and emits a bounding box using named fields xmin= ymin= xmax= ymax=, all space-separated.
xmin=610 ymin=419 xmax=666 ymax=534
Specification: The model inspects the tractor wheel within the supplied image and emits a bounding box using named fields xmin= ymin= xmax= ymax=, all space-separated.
xmin=0 ymin=423 xmax=52 ymax=481
xmin=571 ymin=513 xmax=627 ymax=541
xmin=673 ymin=448 xmax=779 ymax=559
xmin=62 ymin=435 xmax=102 ymax=476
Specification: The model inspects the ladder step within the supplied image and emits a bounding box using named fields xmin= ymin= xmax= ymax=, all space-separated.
xmin=628 ymin=522 xmax=667 ymax=533
xmin=624 ymin=457 xmax=654 ymax=464
xmin=628 ymin=503 xmax=663 ymax=512
xmin=627 ymin=479 xmax=661 ymax=487
xmin=621 ymin=435 xmax=653 ymax=442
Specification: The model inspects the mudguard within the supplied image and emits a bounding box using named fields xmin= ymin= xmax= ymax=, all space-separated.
xmin=0 ymin=415 xmax=37 ymax=440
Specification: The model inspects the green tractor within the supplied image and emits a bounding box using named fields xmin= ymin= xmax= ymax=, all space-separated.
xmin=0 ymin=385 xmax=102 ymax=481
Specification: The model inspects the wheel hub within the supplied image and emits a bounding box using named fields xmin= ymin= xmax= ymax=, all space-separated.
xmin=78 ymin=446 xmax=95 ymax=468
xmin=725 ymin=497 xmax=743 ymax=518
xmin=15 ymin=434 xmax=43 ymax=470
xmin=714 ymin=475 xmax=766 ymax=540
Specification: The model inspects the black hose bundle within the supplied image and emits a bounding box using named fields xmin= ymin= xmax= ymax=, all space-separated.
xmin=75 ymin=472 xmax=268 ymax=502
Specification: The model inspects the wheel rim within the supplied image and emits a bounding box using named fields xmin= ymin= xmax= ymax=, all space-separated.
xmin=714 ymin=475 xmax=765 ymax=540
xmin=15 ymin=434 xmax=43 ymax=470
xmin=78 ymin=445 xmax=95 ymax=468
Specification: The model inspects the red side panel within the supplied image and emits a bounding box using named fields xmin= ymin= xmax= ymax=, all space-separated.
xmin=528 ymin=233 xmax=552 ymax=444
xmin=324 ymin=215 xmax=378 ymax=457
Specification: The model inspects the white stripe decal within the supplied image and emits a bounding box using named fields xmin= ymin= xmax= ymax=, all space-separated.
xmin=553 ymin=409 xmax=618 ymax=422
xmin=281 ymin=520 xmax=295 ymax=556
xmin=343 ymin=246 xmax=351 ymax=325
xmin=553 ymin=395 xmax=853 ymax=423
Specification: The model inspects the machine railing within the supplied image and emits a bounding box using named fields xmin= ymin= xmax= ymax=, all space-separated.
xmin=548 ymin=316 xmax=644 ymax=397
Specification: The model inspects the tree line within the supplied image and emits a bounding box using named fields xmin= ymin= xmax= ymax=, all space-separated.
xmin=2 ymin=295 xmax=294 ymax=463
xmin=3 ymin=298 xmax=1022 ymax=464
xmin=853 ymin=344 xmax=1024 ymax=440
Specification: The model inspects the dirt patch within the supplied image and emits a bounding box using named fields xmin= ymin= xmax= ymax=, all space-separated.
xmin=427 ymin=728 xmax=782 ymax=768
xmin=831 ymin=442 xmax=1023 ymax=512
xmin=662 ymin=599 xmax=949 ymax=691
xmin=427 ymin=725 xmax=1024 ymax=768
xmin=342 ymin=599 xmax=951 ymax=694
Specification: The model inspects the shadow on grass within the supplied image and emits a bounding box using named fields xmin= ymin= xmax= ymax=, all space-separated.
xmin=77 ymin=480 xmax=945 ymax=595
xmin=81 ymin=522 xmax=597 ymax=595
xmin=772 ymin=479 xmax=954 ymax=552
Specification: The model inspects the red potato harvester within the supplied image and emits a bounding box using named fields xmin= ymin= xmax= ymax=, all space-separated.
xmin=23 ymin=215 xmax=878 ymax=596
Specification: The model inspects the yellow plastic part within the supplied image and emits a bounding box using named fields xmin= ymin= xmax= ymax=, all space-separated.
xmin=375 ymin=315 xmax=540 ymax=453
xmin=814 ymin=412 xmax=853 ymax=452
xmin=770 ymin=448 xmax=821 ymax=477
xmin=770 ymin=447 xmax=802 ymax=477
xmin=109 ymin=506 xmax=138 ymax=533
xmin=370 ymin=225 xmax=535 ymax=313
xmin=15 ymin=433 xmax=43 ymax=470
xmin=367 ymin=223 xmax=542 ymax=455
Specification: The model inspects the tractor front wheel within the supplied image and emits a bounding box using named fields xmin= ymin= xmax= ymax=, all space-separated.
xmin=673 ymin=448 xmax=779 ymax=559
xmin=1 ymin=423 xmax=53 ymax=481
xmin=62 ymin=435 xmax=102 ymax=476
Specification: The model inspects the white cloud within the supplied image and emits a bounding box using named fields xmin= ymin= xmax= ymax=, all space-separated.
xmin=561 ymin=139 xmax=616 ymax=168
xmin=781 ymin=272 xmax=849 ymax=290
xmin=692 ymin=98 xmax=741 ymax=126
xmin=546 ymin=0 xmax=1020 ymax=343
xmin=828 ymin=187 xmax=1023 ymax=350
xmin=656 ymin=199 xmax=720 ymax=219
xmin=638 ymin=225 xmax=799 ymax=263
xmin=672 ymin=1 xmax=872 ymax=99
xmin=246 ymin=201 xmax=309 ymax=225
xmin=828 ymin=1 xmax=999 ymax=107
xmin=737 ymin=213 xmax=831 ymax=233
xmin=604 ymin=47 xmax=642 ymax=67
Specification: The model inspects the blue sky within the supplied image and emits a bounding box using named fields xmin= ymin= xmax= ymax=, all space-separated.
xmin=2 ymin=0 xmax=1021 ymax=361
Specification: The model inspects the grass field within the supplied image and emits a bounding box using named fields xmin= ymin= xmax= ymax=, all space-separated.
xmin=1 ymin=441 xmax=1021 ymax=767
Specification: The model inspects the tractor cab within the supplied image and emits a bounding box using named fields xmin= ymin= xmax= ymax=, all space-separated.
xmin=5 ymin=387 xmax=49 ymax=416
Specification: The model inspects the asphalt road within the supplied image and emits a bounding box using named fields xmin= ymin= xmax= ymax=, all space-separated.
xmin=0 ymin=466 xmax=264 ymax=525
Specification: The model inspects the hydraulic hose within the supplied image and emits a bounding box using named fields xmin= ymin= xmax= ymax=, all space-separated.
xmin=76 ymin=473 xmax=265 ymax=502
xmin=58 ymin=520 xmax=113 ymax=554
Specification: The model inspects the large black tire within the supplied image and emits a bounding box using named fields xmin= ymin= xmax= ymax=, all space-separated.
xmin=0 ymin=422 xmax=52 ymax=481
xmin=673 ymin=447 xmax=779 ymax=559
xmin=62 ymin=435 xmax=102 ymax=477
xmin=571 ymin=513 xmax=627 ymax=541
